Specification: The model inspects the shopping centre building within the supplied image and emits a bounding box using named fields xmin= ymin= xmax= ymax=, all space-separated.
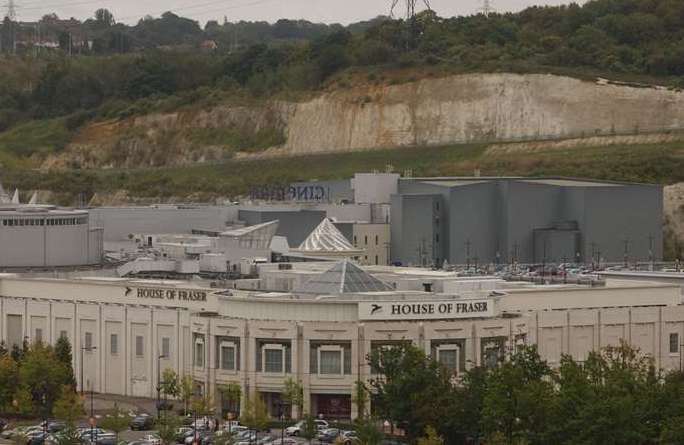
xmin=1 ymin=262 xmax=684 ymax=420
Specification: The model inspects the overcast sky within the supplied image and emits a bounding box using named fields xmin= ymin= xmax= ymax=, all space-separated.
xmin=16 ymin=0 xmax=580 ymax=25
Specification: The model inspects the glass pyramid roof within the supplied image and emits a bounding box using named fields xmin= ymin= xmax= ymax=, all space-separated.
xmin=296 ymin=260 xmax=394 ymax=295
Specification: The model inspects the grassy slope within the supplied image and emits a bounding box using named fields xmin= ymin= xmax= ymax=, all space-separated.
xmin=2 ymin=141 xmax=682 ymax=204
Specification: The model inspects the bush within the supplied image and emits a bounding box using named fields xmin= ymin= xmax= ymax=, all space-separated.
xmin=65 ymin=110 xmax=96 ymax=131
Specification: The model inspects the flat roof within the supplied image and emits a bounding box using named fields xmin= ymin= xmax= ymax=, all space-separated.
xmin=521 ymin=179 xmax=619 ymax=187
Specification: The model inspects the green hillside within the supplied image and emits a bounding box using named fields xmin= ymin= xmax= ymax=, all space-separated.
xmin=2 ymin=0 xmax=684 ymax=201
xmin=3 ymin=140 xmax=682 ymax=203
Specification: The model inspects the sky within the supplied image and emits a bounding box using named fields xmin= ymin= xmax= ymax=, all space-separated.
xmin=14 ymin=0 xmax=579 ymax=25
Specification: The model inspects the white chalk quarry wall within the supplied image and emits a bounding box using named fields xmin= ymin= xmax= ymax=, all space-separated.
xmin=272 ymin=73 xmax=684 ymax=156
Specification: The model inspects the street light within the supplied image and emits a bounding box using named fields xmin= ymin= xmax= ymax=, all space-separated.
xmin=275 ymin=401 xmax=290 ymax=445
xmin=156 ymin=353 xmax=167 ymax=420
xmin=80 ymin=345 xmax=97 ymax=443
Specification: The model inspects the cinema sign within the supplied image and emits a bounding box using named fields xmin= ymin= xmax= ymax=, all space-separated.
xmin=358 ymin=299 xmax=495 ymax=321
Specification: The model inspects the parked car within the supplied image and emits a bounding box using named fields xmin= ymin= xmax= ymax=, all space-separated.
xmin=47 ymin=420 xmax=66 ymax=434
xmin=130 ymin=415 xmax=155 ymax=431
xmin=317 ymin=428 xmax=341 ymax=443
xmin=176 ymin=427 xmax=194 ymax=443
xmin=184 ymin=430 xmax=211 ymax=445
xmin=284 ymin=419 xmax=328 ymax=436
xmin=28 ymin=431 xmax=51 ymax=445
xmin=2 ymin=426 xmax=37 ymax=440
xmin=140 ymin=434 xmax=161 ymax=445
xmin=340 ymin=430 xmax=359 ymax=445
xmin=79 ymin=428 xmax=109 ymax=442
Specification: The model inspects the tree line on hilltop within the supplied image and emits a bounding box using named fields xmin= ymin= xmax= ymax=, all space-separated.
xmin=2 ymin=0 xmax=684 ymax=133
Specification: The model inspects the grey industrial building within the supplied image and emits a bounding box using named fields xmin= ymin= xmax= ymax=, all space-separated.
xmin=391 ymin=177 xmax=663 ymax=266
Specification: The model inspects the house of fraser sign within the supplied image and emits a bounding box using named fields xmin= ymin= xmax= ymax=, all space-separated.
xmin=358 ymin=299 xmax=495 ymax=321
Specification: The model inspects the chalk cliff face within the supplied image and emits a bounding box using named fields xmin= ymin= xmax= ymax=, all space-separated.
xmin=43 ymin=73 xmax=684 ymax=169
xmin=275 ymin=73 xmax=684 ymax=156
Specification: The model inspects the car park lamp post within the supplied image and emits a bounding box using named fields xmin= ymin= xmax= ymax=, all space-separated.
xmin=157 ymin=353 xmax=167 ymax=420
xmin=276 ymin=401 xmax=289 ymax=445
xmin=226 ymin=412 xmax=234 ymax=436
xmin=80 ymin=345 xmax=97 ymax=444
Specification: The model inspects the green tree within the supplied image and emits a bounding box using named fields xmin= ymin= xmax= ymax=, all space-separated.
xmin=299 ymin=414 xmax=318 ymax=445
xmin=156 ymin=414 xmax=181 ymax=445
xmin=281 ymin=377 xmax=303 ymax=419
xmin=53 ymin=425 xmax=84 ymax=445
xmin=352 ymin=380 xmax=369 ymax=419
xmin=19 ymin=343 xmax=70 ymax=413
xmin=180 ymin=375 xmax=194 ymax=415
xmin=10 ymin=344 xmax=22 ymax=362
xmin=417 ymin=426 xmax=444 ymax=445
xmin=240 ymin=396 xmax=269 ymax=436
xmin=94 ymin=9 xmax=115 ymax=27
xmin=368 ymin=343 xmax=453 ymax=441
xmin=354 ymin=417 xmax=383 ymax=445
xmin=212 ymin=431 xmax=234 ymax=445
xmin=191 ymin=394 xmax=215 ymax=418
xmin=52 ymin=385 xmax=85 ymax=425
xmin=99 ymin=403 xmax=130 ymax=442
xmin=218 ymin=383 xmax=241 ymax=416
xmin=54 ymin=335 xmax=76 ymax=387
xmin=661 ymin=415 xmax=684 ymax=444
xmin=481 ymin=346 xmax=554 ymax=444
xmin=0 ymin=355 xmax=19 ymax=411
xmin=160 ymin=368 xmax=180 ymax=398
xmin=12 ymin=386 xmax=34 ymax=415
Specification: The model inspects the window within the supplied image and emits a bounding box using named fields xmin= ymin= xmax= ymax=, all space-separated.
xmin=481 ymin=337 xmax=505 ymax=369
xmin=364 ymin=235 xmax=368 ymax=245
xmin=162 ymin=337 xmax=171 ymax=359
xmin=110 ymin=334 xmax=118 ymax=355
xmin=353 ymin=236 xmax=357 ymax=246
xmin=35 ymin=329 xmax=43 ymax=343
xmin=319 ymin=349 xmax=343 ymax=375
xmin=85 ymin=332 xmax=93 ymax=349
xmin=136 ymin=336 xmax=144 ymax=357
xmin=375 ymin=255 xmax=379 ymax=265
xmin=375 ymin=235 xmax=379 ymax=245
xmin=670 ymin=333 xmax=679 ymax=354
xmin=194 ymin=337 xmax=205 ymax=368
xmin=264 ymin=346 xmax=284 ymax=373
xmin=437 ymin=347 xmax=459 ymax=373
xmin=220 ymin=342 xmax=236 ymax=370
xmin=59 ymin=330 xmax=67 ymax=340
